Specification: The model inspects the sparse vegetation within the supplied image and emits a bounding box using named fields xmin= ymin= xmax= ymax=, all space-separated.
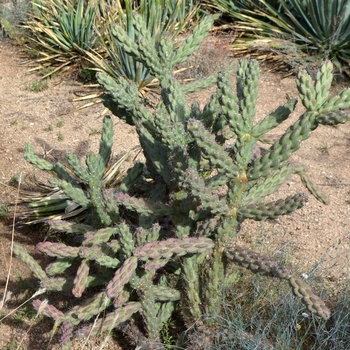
xmin=78 ymin=67 xmax=96 ymax=83
xmin=0 ymin=204 xmax=10 ymax=220
xmin=160 ymin=318 xmax=176 ymax=348
xmin=2 ymin=340 xmax=20 ymax=350
xmin=318 ymin=142 xmax=332 ymax=155
xmin=56 ymin=120 xmax=64 ymax=128
xmin=0 ymin=0 xmax=30 ymax=40
xmin=6 ymin=175 xmax=20 ymax=187
xmin=57 ymin=131 xmax=64 ymax=141
xmin=23 ymin=79 xmax=49 ymax=92
xmin=88 ymin=127 xmax=101 ymax=136
xmin=211 ymin=276 xmax=350 ymax=350
xmin=12 ymin=305 xmax=37 ymax=323
xmin=43 ymin=124 xmax=53 ymax=132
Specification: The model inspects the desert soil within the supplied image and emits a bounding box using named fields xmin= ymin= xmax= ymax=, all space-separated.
xmin=0 ymin=34 xmax=349 ymax=349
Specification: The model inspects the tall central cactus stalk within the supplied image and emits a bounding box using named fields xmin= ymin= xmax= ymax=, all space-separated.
xmin=14 ymin=14 xmax=350 ymax=349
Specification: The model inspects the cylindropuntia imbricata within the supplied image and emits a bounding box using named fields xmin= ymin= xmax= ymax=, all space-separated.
xmin=12 ymin=13 xmax=350 ymax=349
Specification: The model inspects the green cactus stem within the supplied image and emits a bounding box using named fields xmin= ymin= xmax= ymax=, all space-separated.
xmin=72 ymin=259 xmax=90 ymax=297
xmin=182 ymin=256 xmax=202 ymax=320
xmin=24 ymin=143 xmax=54 ymax=171
xmin=67 ymin=291 xmax=111 ymax=322
xmin=238 ymin=193 xmax=308 ymax=221
xmin=83 ymin=227 xmax=119 ymax=245
xmin=184 ymin=168 xmax=229 ymax=216
xmin=76 ymin=302 xmax=142 ymax=337
xmin=134 ymin=237 xmax=214 ymax=260
xmin=139 ymin=280 xmax=160 ymax=340
xmin=36 ymin=242 xmax=79 ymax=259
xmin=187 ymin=118 xmax=239 ymax=180
xmin=289 ymin=277 xmax=331 ymax=320
xmin=12 ymin=243 xmax=47 ymax=280
xmin=106 ymin=256 xmax=138 ymax=299
xmin=152 ymin=286 xmax=181 ymax=302
xmin=314 ymin=61 xmax=333 ymax=107
xmin=114 ymin=192 xmax=175 ymax=217
xmin=225 ymin=246 xmax=291 ymax=279
xmin=40 ymin=275 xmax=109 ymax=292
xmin=251 ymin=99 xmax=297 ymax=138
xmin=48 ymin=220 xmax=92 ymax=234
xmin=33 ymin=299 xmax=65 ymax=320
xmin=46 ymin=257 xmax=76 ymax=275
xmin=242 ymin=165 xmax=293 ymax=206
xmin=316 ymin=110 xmax=349 ymax=126
xmin=60 ymin=320 xmax=74 ymax=346
xmin=247 ymin=114 xmax=314 ymax=180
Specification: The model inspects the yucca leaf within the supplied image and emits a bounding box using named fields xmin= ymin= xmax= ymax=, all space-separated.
xmin=214 ymin=0 xmax=350 ymax=74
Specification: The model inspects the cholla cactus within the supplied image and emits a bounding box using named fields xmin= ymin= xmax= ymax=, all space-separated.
xmin=12 ymin=13 xmax=350 ymax=349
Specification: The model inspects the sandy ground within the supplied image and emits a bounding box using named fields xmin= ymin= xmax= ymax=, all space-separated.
xmin=0 ymin=35 xmax=349 ymax=349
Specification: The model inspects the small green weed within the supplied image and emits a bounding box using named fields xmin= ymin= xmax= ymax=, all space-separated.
xmin=318 ymin=142 xmax=332 ymax=155
xmin=13 ymin=305 xmax=37 ymax=323
xmin=39 ymin=66 xmax=59 ymax=79
xmin=57 ymin=131 xmax=64 ymax=141
xmin=56 ymin=120 xmax=64 ymax=128
xmin=25 ymin=47 xmax=40 ymax=59
xmin=6 ymin=174 xmax=20 ymax=187
xmin=79 ymin=67 xmax=96 ymax=83
xmin=0 ymin=311 xmax=5 ymax=323
xmin=39 ymin=66 xmax=52 ymax=76
xmin=0 ymin=204 xmax=11 ymax=220
xmin=89 ymin=127 xmax=102 ymax=136
xmin=160 ymin=318 xmax=176 ymax=348
xmin=10 ymin=119 xmax=17 ymax=126
xmin=2 ymin=340 xmax=20 ymax=350
xmin=43 ymin=124 xmax=53 ymax=132
xmin=23 ymin=79 xmax=49 ymax=92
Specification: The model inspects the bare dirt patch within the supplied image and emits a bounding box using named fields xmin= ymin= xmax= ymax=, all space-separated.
xmin=0 ymin=35 xmax=349 ymax=349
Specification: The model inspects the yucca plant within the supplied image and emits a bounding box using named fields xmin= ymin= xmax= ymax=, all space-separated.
xmin=211 ymin=0 xmax=284 ymax=12
xmin=12 ymin=14 xmax=350 ymax=349
xmin=212 ymin=0 xmax=350 ymax=75
xmin=19 ymin=145 xmax=141 ymax=224
xmin=25 ymin=0 xmax=99 ymax=77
